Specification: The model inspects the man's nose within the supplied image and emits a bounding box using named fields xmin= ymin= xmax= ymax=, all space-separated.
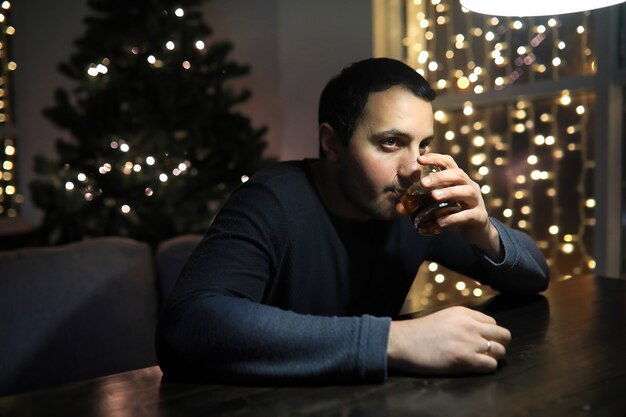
xmin=396 ymin=160 xmax=422 ymax=185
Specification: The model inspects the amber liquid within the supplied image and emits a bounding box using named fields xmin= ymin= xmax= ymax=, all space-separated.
xmin=401 ymin=190 xmax=462 ymax=236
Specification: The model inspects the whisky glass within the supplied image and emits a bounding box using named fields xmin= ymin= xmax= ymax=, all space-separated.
xmin=393 ymin=162 xmax=462 ymax=236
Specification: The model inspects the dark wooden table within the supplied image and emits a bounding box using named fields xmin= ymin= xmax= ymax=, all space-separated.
xmin=1 ymin=275 xmax=625 ymax=416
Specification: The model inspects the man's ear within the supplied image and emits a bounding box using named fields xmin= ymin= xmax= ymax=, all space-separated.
xmin=319 ymin=123 xmax=342 ymax=162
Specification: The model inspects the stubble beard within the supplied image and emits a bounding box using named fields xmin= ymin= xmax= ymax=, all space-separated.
xmin=338 ymin=173 xmax=399 ymax=221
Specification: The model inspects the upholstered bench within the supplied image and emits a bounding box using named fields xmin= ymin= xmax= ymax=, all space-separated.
xmin=0 ymin=234 xmax=202 ymax=396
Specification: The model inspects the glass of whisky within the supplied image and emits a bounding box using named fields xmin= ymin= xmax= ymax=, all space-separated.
xmin=393 ymin=162 xmax=462 ymax=236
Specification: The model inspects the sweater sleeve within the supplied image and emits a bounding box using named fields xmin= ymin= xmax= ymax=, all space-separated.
xmin=157 ymin=295 xmax=390 ymax=383
xmin=156 ymin=179 xmax=390 ymax=383
xmin=476 ymin=218 xmax=550 ymax=293
xmin=427 ymin=218 xmax=549 ymax=294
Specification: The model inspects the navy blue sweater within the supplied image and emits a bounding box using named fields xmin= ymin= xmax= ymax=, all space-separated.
xmin=156 ymin=161 xmax=549 ymax=383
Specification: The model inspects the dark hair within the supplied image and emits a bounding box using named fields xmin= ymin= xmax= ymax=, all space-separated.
xmin=318 ymin=58 xmax=436 ymax=148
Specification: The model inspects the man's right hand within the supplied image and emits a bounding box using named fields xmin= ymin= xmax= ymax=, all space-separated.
xmin=387 ymin=306 xmax=511 ymax=375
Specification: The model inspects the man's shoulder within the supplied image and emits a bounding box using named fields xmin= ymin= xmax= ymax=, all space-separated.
xmin=227 ymin=159 xmax=326 ymax=230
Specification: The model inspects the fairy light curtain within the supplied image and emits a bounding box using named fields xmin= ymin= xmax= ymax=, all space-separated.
xmin=374 ymin=0 xmax=598 ymax=310
xmin=0 ymin=0 xmax=16 ymax=218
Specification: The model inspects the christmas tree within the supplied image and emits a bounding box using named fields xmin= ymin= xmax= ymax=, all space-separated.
xmin=30 ymin=0 xmax=269 ymax=248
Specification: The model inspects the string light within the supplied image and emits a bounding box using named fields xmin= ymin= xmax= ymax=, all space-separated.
xmin=0 ymin=2 xmax=17 ymax=218
xmin=390 ymin=0 xmax=598 ymax=301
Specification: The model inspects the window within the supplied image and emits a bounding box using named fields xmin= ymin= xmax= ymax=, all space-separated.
xmin=373 ymin=0 xmax=626 ymax=308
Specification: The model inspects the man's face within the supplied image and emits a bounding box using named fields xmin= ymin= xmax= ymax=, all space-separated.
xmin=336 ymin=85 xmax=434 ymax=220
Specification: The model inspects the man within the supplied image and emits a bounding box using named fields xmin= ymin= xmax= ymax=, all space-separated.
xmin=156 ymin=58 xmax=549 ymax=384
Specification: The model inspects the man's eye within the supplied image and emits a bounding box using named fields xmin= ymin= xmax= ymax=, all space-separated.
xmin=381 ymin=138 xmax=398 ymax=147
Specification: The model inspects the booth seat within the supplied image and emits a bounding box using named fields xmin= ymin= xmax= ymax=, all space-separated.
xmin=0 ymin=234 xmax=203 ymax=396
